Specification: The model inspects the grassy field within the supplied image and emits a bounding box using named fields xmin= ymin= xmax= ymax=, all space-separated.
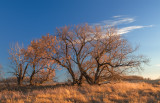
xmin=0 ymin=81 xmax=160 ymax=103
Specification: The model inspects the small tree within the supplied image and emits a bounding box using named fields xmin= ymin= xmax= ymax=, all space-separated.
xmin=23 ymin=38 xmax=56 ymax=85
xmin=34 ymin=34 xmax=80 ymax=85
xmin=35 ymin=65 xmax=55 ymax=84
xmin=89 ymin=27 xmax=149 ymax=84
xmin=9 ymin=43 xmax=29 ymax=85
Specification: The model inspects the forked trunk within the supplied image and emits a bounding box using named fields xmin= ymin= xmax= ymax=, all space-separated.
xmin=30 ymin=69 xmax=35 ymax=85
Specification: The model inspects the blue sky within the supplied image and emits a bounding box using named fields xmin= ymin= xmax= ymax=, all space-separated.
xmin=0 ymin=0 xmax=160 ymax=79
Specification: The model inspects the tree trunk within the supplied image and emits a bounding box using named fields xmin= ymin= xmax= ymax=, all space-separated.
xmin=78 ymin=63 xmax=94 ymax=85
xmin=66 ymin=67 xmax=77 ymax=85
xmin=94 ymin=66 xmax=100 ymax=84
xmin=17 ymin=64 xmax=23 ymax=86
xmin=17 ymin=77 xmax=23 ymax=86
xmin=30 ymin=69 xmax=35 ymax=85
xmin=77 ymin=73 xmax=83 ymax=86
xmin=94 ymin=76 xmax=100 ymax=84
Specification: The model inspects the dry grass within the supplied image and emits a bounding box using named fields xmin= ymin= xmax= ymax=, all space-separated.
xmin=0 ymin=81 xmax=160 ymax=103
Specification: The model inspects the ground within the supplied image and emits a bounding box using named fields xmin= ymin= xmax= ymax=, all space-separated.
xmin=0 ymin=80 xmax=160 ymax=103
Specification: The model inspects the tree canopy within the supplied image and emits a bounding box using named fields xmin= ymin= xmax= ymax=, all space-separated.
xmin=9 ymin=24 xmax=149 ymax=85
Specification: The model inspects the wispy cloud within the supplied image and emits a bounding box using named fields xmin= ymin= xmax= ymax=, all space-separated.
xmin=92 ymin=15 xmax=153 ymax=35
xmin=113 ymin=15 xmax=123 ymax=18
xmin=118 ymin=25 xmax=153 ymax=34
xmin=103 ymin=18 xmax=135 ymax=26
xmin=93 ymin=16 xmax=135 ymax=27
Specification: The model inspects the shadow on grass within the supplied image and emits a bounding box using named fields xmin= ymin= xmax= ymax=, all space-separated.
xmin=1 ymin=79 xmax=160 ymax=93
xmin=0 ymin=83 xmax=72 ymax=93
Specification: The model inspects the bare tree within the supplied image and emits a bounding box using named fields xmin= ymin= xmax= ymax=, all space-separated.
xmin=38 ymin=25 xmax=94 ymax=85
xmin=89 ymin=27 xmax=149 ymax=84
xmin=55 ymin=24 xmax=96 ymax=85
xmin=55 ymin=25 xmax=148 ymax=85
xmin=23 ymin=38 xmax=56 ymax=85
xmin=36 ymin=33 xmax=79 ymax=85
xmin=9 ymin=43 xmax=29 ymax=85
xmin=32 ymin=24 xmax=148 ymax=85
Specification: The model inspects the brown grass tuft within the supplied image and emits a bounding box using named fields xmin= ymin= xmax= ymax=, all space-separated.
xmin=0 ymin=81 xmax=160 ymax=103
